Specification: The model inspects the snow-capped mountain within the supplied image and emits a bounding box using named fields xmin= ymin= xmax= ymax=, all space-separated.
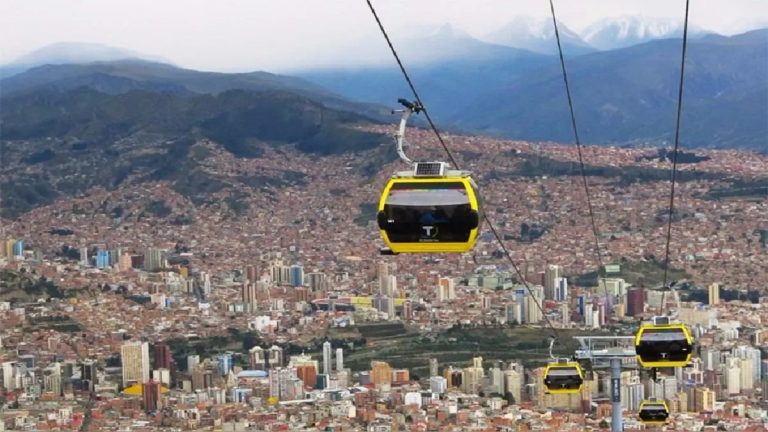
xmin=581 ymin=16 xmax=712 ymax=50
xmin=398 ymin=24 xmax=538 ymax=64
xmin=484 ymin=16 xmax=594 ymax=55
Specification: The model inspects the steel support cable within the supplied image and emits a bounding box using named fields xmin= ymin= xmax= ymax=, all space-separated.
xmin=364 ymin=0 xmax=561 ymax=340
xmin=548 ymin=0 xmax=608 ymax=303
xmin=661 ymin=0 xmax=690 ymax=315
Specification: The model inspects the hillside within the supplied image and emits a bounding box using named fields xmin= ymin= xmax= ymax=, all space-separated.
xmin=0 ymin=86 xmax=386 ymax=217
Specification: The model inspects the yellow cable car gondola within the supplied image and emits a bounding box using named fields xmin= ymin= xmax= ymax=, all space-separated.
xmin=377 ymin=170 xmax=482 ymax=253
xmin=543 ymin=360 xmax=584 ymax=394
xmin=638 ymin=399 xmax=670 ymax=425
xmin=376 ymin=99 xmax=482 ymax=254
xmin=635 ymin=316 xmax=693 ymax=368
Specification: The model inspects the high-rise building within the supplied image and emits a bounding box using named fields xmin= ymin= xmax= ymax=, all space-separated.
xmin=694 ymin=387 xmax=716 ymax=413
xmin=142 ymin=380 xmax=162 ymax=413
xmin=430 ymin=376 xmax=447 ymax=394
xmin=438 ymin=277 xmax=456 ymax=302
xmin=270 ymin=261 xmax=291 ymax=285
xmin=462 ymin=366 xmax=483 ymax=394
xmin=187 ymin=355 xmax=200 ymax=372
xmin=79 ymin=247 xmax=90 ymax=266
xmin=245 ymin=265 xmax=259 ymax=283
xmin=268 ymin=345 xmax=283 ymax=369
xmin=627 ymin=288 xmax=644 ymax=316
xmin=555 ymin=277 xmax=568 ymax=302
xmin=218 ymin=353 xmax=233 ymax=376
xmin=95 ymin=249 xmax=110 ymax=269
xmin=732 ymin=345 xmax=761 ymax=382
xmin=723 ymin=357 xmax=741 ymax=395
xmin=242 ymin=283 xmax=258 ymax=307
xmin=289 ymin=264 xmax=304 ymax=287
xmin=335 ymin=348 xmax=344 ymax=371
xmin=506 ymin=301 xmax=522 ymax=325
xmin=296 ymin=364 xmax=317 ymax=388
xmin=43 ymin=363 xmax=62 ymax=397
xmin=306 ymin=272 xmax=327 ymax=292
xmin=392 ymin=369 xmax=410 ymax=383
xmin=80 ymin=360 xmax=98 ymax=392
xmin=380 ymin=274 xmax=397 ymax=297
xmin=12 ymin=240 xmax=24 ymax=258
xmin=118 ymin=252 xmax=133 ymax=272
xmin=322 ymin=341 xmax=332 ymax=375
xmin=371 ymin=361 xmax=392 ymax=386
xmin=561 ymin=303 xmax=570 ymax=326
xmin=154 ymin=343 xmax=173 ymax=370
xmin=249 ymin=346 xmax=265 ymax=370
xmin=429 ymin=358 xmax=439 ymax=378
xmin=121 ymin=341 xmax=150 ymax=387
xmin=145 ymin=248 xmax=164 ymax=271
xmin=524 ymin=286 xmax=544 ymax=324
xmin=504 ymin=365 xmax=522 ymax=403
xmin=544 ymin=265 xmax=560 ymax=300
xmin=708 ymin=283 xmax=720 ymax=306
xmin=620 ymin=371 xmax=644 ymax=411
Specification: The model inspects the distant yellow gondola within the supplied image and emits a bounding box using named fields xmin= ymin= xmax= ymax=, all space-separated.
xmin=543 ymin=361 xmax=584 ymax=394
xmin=639 ymin=399 xmax=670 ymax=424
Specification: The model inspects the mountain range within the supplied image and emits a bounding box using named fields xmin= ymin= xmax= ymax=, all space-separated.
xmin=300 ymin=28 xmax=767 ymax=150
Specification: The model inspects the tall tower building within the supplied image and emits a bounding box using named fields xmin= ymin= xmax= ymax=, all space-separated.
xmin=694 ymin=387 xmax=716 ymax=412
xmin=154 ymin=343 xmax=173 ymax=370
xmin=544 ymin=265 xmax=560 ymax=300
xmin=121 ymin=341 xmax=150 ymax=387
xmin=335 ymin=348 xmax=344 ymax=372
xmin=145 ymin=248 xmax=164 ymax=271
xmin=268 ymin=345 xmax=283 ymax=369
xmin=322 ymin=341 xmax=332 ymax=375
xmin=381 ymin=275 xmax=397 ymax=297
xmin=438 ymin=277 xmax=456 ymax=302
xmin=524 ymin=286 xmax=544 ymax=324
xmin=555 ymin=277 xmax=569 ymax=302
xmin=504 ymin=367 xmax=522 ymax=404
xmin=242 ymin=283 xmax=258 ymax=307
xmin=249 ymin=346 xmax=266 ymax=370
xmin=142 ymin=380 xmax=162 ymax=413
xmin=289 ymin=264 xmax=304 ymax=287
xmin=218 ymin=353 xmax=233 ymax=376
xmin=429 ymin=358 xmax=439 ymax=378
xmin=627 ymin=288 xmax=645 ymax=316
xmin=245 ymin=264 xmax=259 ymax=283
xmin=708 ymin=283 xmax=720 ymax=306
xmin=187 ymin=355 xmax=200 ymax=372
xmin=371 ymin=361 xmax=393 ymax=385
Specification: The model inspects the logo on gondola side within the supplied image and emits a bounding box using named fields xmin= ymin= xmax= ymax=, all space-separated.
xmin=422 ymin=225 xmax=438 ymax=238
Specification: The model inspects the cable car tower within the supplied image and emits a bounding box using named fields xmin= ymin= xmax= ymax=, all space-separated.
xmin=572 ymin=335 xmax=636 ymax=432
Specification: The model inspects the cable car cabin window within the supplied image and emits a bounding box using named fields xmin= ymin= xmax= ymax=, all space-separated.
xmin=383 ymin=182 xmax=475 ymax=243
xmin=636 ymin=327 xmax=692 ymax=363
